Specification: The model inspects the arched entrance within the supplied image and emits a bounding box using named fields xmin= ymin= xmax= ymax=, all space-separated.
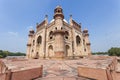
xmin=48 ymin=45 xmax=54 ymax=58
xmin=34 ymin=52 xmax=39 ymax=59
xmin=36 ymin=36 xmax=42 ymax=57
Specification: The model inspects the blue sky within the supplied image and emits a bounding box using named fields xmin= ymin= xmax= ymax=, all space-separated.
xmin=0 ymin=0 xmax=120 ymax=53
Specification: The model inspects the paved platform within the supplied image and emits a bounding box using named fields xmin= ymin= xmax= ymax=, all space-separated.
xmin=0 ymin=56 xmax=116 ymax=80
xmin=34 ymin=59 xmax=93 ymax=80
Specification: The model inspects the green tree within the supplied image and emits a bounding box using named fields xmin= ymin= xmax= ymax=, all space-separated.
xmin=0 ymin=50 xmax=26 ymax=58
xmin=108 ymin=47 xmax=120 ymax=56
xmin=3 ymin=51 xmax=9 ymax=57
xmin=92 ymin=52 xmax=108 ymax=55
xmin=0 ymin=55 xmax=3 ymax=58
xmin=0 ymin=50 xmax=6 ymax=58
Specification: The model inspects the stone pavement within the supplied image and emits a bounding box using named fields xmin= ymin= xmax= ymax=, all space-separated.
xmin=1 ymin=56 xmax=115 ymax=80
xmin=42 ymin=60 xmax=77 ymax=77
xmin=35 ymin=59 xmax=97 ymax=80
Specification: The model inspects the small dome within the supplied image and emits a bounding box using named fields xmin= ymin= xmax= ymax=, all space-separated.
xmin=63 ymin=19 xmax=68 ymax=23
xmin=50 ymin=19 xmax=55 ymax=23
xmin=56 ymin=5 xmax=62 ymax=9
xmin=84 ymin=28 xmax=88 ymax=31
xmin=29 ymin=28 xmax=34 ymax=31
xmin=83 ymin=29 xmax=88 ymax=33
xmin=29 ymin=28 xmax=34 ymax=34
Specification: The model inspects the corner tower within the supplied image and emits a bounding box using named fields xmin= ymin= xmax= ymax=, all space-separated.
xmin=53 ymin=6 xmax=64 ymax=30
xmin=53 ymin=6 xmax=65 ymax=59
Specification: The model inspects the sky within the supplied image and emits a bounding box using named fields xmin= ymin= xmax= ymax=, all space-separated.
xmin=0 ymin=0 xmax=120 ymax=53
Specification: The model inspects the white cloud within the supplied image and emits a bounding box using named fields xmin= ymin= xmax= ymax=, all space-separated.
xmin=8 ymin=31 xmax=18 ymax=36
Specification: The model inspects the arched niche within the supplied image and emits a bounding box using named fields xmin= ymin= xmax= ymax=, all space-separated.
xmin=65 ymin=31 xmax=69 ymax=39
xmin=37 ymin=36 xmax=42 ymax=45
xmin=66 ymin=45 xmax=70 ymax=56
xmin=48 ymin=45 xmax=54 ymax=58
xmin=76 ymin=35 xmax=81 ymax=46
xmin=49 ymin=31 xmax=53 ymax=40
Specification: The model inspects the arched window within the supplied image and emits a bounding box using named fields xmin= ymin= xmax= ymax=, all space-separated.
xmin=76 ymin=35 xmax=81 ymax=45
xmin=55 ymin=27 xmax=57 ymax=30
xmin=37 ymin=36 xmax=42 ymax=45
xmin=57 ymin=10 xmax=60 ymax=13
xmin=49 ymin=31 xmax=53 ymax=40
xmin=57 ymin=9 xmax=62 ymax=13
xmin=65 ymin=31 xmax=69 ymax=39
xmin=48 ymin=45 xmax=53 ymax=50
xmin=61 ymin=27 xmax=63 ymax=30
xmin=32 ymin=49 xmax=34 ymax=52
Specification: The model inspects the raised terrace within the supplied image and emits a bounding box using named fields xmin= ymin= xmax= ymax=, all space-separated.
xmin=0 ymin=55 xmax=120 ymax=80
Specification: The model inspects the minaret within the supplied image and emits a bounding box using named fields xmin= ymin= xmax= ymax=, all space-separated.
xmin=45 ymin=15 xmax=48 ymax=26
xmin=26 ymin=29 xmax=34 ymax=58
xmin=69 ymin=15 xmax=73 ymax=26
xmin=53 ymin=6 xmax=65 ymax=59
xmin=83 ymin=29 xmax=91 ymax=56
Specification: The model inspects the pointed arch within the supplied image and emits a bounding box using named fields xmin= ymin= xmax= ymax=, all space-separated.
xmin=76 ymin=35 xmax=81 ymax=46
xmin=37 ymin=36 xmax=42 ymax=45
xmin=48 ymin=45 xmax=54 ymax=58
xmin=65 ymin=31 xmax=69 ymax=39
xmin=34 ymin=52 xmax=39 ymax=59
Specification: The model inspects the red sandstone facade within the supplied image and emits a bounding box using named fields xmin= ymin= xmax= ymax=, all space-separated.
xmin=26 ymin=6 xmax=91 ymax=59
